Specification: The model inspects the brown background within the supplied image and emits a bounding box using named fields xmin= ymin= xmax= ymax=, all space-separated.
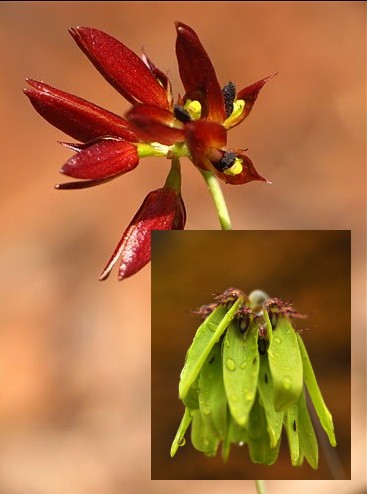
xmin=0 ymin=2 xmax=365 ymax=494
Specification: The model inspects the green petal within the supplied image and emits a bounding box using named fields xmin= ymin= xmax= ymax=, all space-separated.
xmin=179 ymin=298 xmax=244 ymax=401
xmin=191 ymin=408 xmax=219 ymax=456
xmin=257 ymin=353 xmax=284 ymax=448
xmin=170 ymin=407 xmax=194 ymax=457
xmin=268 ymin=315 xmax=303 ymax=411
xmin=248 ymin=392 xmax=281 ymax=465
xmin=223 ymin=319 xmax=259 ymax=427
xmin=222 ymin=411 xmax=248 ymax=462
xmin=284 ymin=402 xmax=300 ymax=466
xmin=182 ymin=372 xmax=200 ymax=409
xmin=199 ymin=342 xmax=227 ymax=439
xmin=297 ymin=333 xmax=336 ymax=447
xmin=298 ymin=388 xmax=319 ymax=469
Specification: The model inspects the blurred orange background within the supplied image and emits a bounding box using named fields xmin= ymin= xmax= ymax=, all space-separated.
xmin=0 ymin=2 xmax=365 ymax=494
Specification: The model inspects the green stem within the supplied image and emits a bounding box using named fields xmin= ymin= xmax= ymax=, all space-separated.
xmin=255 ymin=480 xmax=267 ymax=494
xmin=200 ymin=171 xmax=232 ymax=230
xmin=165 ymin=156 xmax=182 ymax=191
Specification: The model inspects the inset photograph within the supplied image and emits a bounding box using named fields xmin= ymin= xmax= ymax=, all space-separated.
xmin=151 ymin=230 xmax=351 ymax=480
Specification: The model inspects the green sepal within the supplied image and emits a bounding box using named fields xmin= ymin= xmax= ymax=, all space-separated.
xmin=179 ymin=298 xmax=244 ymax=401
xmin=222 ymin=411 xmax=248 ymax=462
xmin=248 ymin=392 xmax=281 ymax=465
xmin=223 ymin=319 xmax=259 ymax=427
xmin=284 ymin=402 xmax=300 ymax=466
xmin=297 ymin=388 xmax=319 ymax=469
xmin=268 ymin=315 xmax=303 ymax=411
xmin=199 ymin=342 xmax=227 ymax=439
xmin=296 ymin=333 xmax=336 ymax=447
xmin=182 ymin=372 xmax=199 ymax=409
xmin=191 ymin=408 xmax=219 ymax=457
xmin=257 ymin=353 xmax=284 ymax=448
xmin=170 ymin=407 xmax=194 ymax=458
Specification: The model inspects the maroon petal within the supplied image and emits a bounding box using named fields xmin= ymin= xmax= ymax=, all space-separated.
xmin=61 ymin=139 xmax=139 ymax=179
xmin=175 ymin=22 xmax=226 ymax=123
xmin=99 ymin=187 xmax=182 ymax=281
xmin=184 ymin=120 xmax=227 ymax=170
xmin=229 ymin=74 xmax=277 ymax=128
xmin=69 ymin=27 xmax=169 ymax=109
xmin=126 ymin=104 xmax=185 ymax=145
xmin=24 ymin=79 xmax=137 ymax=143
xmin=141 ymin=52 xmax=173 ymax=107
xmin=212 ymin=151 xmax=267 ymax=185
xmin=55 ymin=176 xmax=117 ymax=190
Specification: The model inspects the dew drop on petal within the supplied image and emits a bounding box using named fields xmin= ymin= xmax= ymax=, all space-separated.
xmin=179 ymin=437 xmax=186 ymax=447
xmin=240 ymin=361 xmax=247 ymax=369
xmin=226 ymin=358 xmax=236 ymax=371
xmin=202 ymin=405 xmax=211 ymax=415
xmin=274 ymin=336 xmax=282 ymax=344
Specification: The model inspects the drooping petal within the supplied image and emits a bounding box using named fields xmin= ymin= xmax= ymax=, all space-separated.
xmin=99 ymin=188 xmax=184 ymax=281
xmin=211 ymin=151 xmax=267 ymax=185
xmin=24 ymin=79 xmax=137 ymax=143
xmin=184 ymin=120 xmax=227 ymax=170
xmin=55 ymin=176 xmax=117 ymax=190
xmin=175 ymin=22 xmax=226 ymax=123
xmin=126 ymin=104 xmax=185 ymax=145
xmin=61 ymin=139 xmax=139 ymax=180
xmin=69 ymin=27 xmax=169 ymax=109
xmin=228 ymin=74 xmax=277 ymax=128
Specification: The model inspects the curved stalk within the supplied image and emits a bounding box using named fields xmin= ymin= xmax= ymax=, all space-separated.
xmin=200 ymin=171 xmax=232 ymax=230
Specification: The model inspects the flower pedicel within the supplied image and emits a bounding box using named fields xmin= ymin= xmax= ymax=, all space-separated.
xmin=171 ymin=289 xmax=336 ymax=468
xmin=24 ymin=23 xmax=274 ymax=280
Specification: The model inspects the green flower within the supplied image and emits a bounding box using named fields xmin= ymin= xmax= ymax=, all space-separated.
xmin=170 ymin=289 xmax=336 ymax=469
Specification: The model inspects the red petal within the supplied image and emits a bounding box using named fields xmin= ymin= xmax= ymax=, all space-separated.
xmin=175 ymin=22 xmax=226 ymax=123
xmin=99 ymin=188 xmax=181 ymax=280
xmin=212 ymin=151 xmax=267 ymax=185
xmin=61 ymin=139 xmax=139 ymax=179
xmin=141 ymin=52 xmax=173 ymax=107
xmin=24 ymin=79 xmax=137 ymax=143
xmin=184 ymin=120 xmax=227 ymax=170
xmin=230 ymin=74 xmax=277 ymax=128
xmin=69 ymin=27 xmax=169 ymax=109
xmin=126 ymin=104 xmax=185 ymax=145
xmin=55 ymin=176 xmax=116 ymax=189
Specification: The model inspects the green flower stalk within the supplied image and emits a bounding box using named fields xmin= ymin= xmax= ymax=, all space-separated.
xmin=171 ymin=288 xmax=336 ymax=469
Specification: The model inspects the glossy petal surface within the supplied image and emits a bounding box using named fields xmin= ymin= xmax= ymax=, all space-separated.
xmin=70 ymin=27 xmax=169 ymax=109
xmin=24 ymin=80 xmax=137 ymax=143
xmin=175 ymin=22 xmax=226 ymax=123
xmin=127 ymin=104 xmax=185 ymax=145
xmin=184 ymin=120 xmax=227 ymax=170
xmin=99 ymin=188 xmax=184 ymax=280
xmin=61 ymin=139 xmax=139 ymax=179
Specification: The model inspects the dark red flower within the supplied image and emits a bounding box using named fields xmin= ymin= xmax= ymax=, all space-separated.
xmin=24 ymin=23 xmax=274 ymax=279
xmin=100 ymin=185 xmax=185 ymax=281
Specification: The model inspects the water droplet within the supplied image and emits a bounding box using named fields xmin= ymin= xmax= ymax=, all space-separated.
xmin=226 ymin=358 xmax=236 ymax=371
xmin=245 ymin=391 xmax=254 ymax=401
xmin=224 ymin=338 xmax=230 ymax=347
xmin=179 ymin=437 xmax=186 ymax=446
xmin=282 ymin=375 xmax=292 ymax=390
xmin=240 ymin=361 xmax=247 ymax=369
xmin=202 ymin=405 xmax=211 ymax=415
xmin=274 ymin=336 xmax=282 ymax=344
